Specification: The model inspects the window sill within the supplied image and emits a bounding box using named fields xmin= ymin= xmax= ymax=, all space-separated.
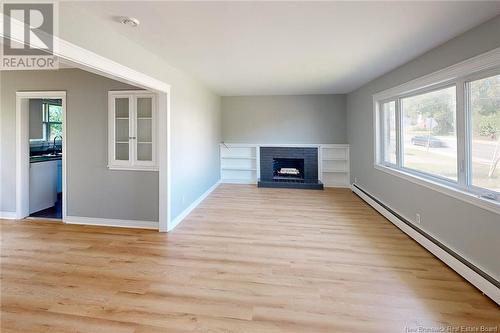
xmin=374 ymin=164 xmax=500 ymax=216
xmin=108 ymin=165 xmax=159 ymax=172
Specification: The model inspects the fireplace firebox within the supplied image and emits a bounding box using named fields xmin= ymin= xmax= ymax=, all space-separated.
xmin=258 ymin=147 xmax=323 ymax=190
xmin=273 ymin=158 xmax=304 ymax=182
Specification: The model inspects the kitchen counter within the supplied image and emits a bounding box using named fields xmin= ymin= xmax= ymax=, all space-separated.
xmin=30 ymin=154 xmax=62 ymax=163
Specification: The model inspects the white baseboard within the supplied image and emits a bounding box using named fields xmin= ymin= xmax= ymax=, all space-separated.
xmin=65 ymin=216 xmax=159 ymax=230
xmin=351 ymin=184 xmax=500 ymax=305
xmin=168 ymin=180 xmax=221 ymax=232
xmin=0 ymin=211 xmax=17 ymax=219
xmin=324 ymin=184 xmax=351 ymax=188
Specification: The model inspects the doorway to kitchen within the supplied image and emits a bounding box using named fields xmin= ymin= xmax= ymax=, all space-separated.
xmin=16 ymin=92 xmax=66 ymax=221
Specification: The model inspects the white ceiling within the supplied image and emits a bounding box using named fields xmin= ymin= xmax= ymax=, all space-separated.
xmin=72 ymin=1 xmax=500 ymax=96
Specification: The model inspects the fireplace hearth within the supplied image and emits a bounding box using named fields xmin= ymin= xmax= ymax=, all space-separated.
xmin=258 ymin=147 xmax=323 ymax=190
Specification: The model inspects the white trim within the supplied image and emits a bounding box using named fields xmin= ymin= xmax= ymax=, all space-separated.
xmin=65 ymin=216 xmax=158 ymax=230
xmin=16 ymin=91 xmax=67 ymax=220
xmin=168 ymin=180 xmax=221 ymax=232
xmin=373 ymin=47 xmax=500 ymax=101
xmin=0 ymin=211 xmax=17 ymax=219
xmin=351 ymin=184 xmax=500 ymax=305
xmin=106 ymin=166 xmax=159 ymax=172
xmin=159 ymin=89 xmax=171 ymax=232
xmin=223 ymin=143 xmax=326 ymax=148
xmin=3 ymin=25 xmax=172 ymax=232
xmin=374 ymin=164 xmax=500 ymax=215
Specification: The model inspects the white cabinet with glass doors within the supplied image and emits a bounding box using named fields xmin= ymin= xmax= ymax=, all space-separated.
xmin=108 ymin=91 xmax=158 ymax=171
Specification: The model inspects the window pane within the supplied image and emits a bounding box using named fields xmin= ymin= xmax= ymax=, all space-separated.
xmin=115 ymin=98 xmax=129 ymax=118
xmin=48 ymin=104 xmax=62 ymax=122
xmin=49 ymin=123 xmax=62 ymax=141
xmin=401 ymin=86 xmax=457 ymax=180
xmin=382 ymin=101 xmax=396 ymax=164
xmin=470 ymin=74 xmax=500 ymax=193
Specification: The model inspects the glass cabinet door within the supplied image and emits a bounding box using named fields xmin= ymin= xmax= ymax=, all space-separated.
xmin=114 ymin=97 xmax=131 ymax=161
xmin=108 ymin=91 xmax=156 ymax=170
xmin=135 ymin=96 xmax=154 ymax=163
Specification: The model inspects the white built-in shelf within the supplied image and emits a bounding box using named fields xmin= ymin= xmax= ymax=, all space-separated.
xmin=220 ymin=143 xmax=350 ymax=187
xmin=320 ymin=144 xmax=350 ymax=188
xmin=115 ymin=117 xmax=129 ymax=120
xmin=220 ymin=144 xmax=259 ymax=184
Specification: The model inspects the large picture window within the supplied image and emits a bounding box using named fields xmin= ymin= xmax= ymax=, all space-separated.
xmin=469 ymin=74 xmax=500 ymax=194
xmin=376 ymin=68 xmax=500 ymax=207
xmin=401 ymin=86 xmax=457 ymax=181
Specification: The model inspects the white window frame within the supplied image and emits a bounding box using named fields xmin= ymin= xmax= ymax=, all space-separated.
xmin=379 ymin=98 xmax=398 ymax=168
xmin=373 ymin=47 xmax=500 ymax=215
xmin=108 ymin=90 xmax=158 ymax=171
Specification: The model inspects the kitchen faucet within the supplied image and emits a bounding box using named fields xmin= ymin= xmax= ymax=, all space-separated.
xmin=53 ymin=135 xmax=62 ymax=154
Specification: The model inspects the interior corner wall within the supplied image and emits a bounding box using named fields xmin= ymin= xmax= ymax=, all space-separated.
xmin=56 ymin=3 xmax=222 ymax=222
xmin=347 ymin=15 xmax=500 ymax=281
xmin=221 ymin=94 xmax=346 ymax=144
xmin=0 ymin=68 xmax=162 ymax=222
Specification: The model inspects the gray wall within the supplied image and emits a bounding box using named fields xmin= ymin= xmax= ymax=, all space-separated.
xmin=222 ymin=95 xmax=346 ymax=143
xmin=29 ymin=99 xmax=43 ymax=140
xmin=0 ymin=69 xmax=162 ymax=222
xmin=347 ymin=15 xmax=500 ymax=280
xmin=58 ymin=3 xmax=221 ymax=221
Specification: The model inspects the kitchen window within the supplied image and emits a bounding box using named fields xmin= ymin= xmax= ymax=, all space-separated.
xmin=374 ymin=57 xmax=500 ymax=212
xmin=44 ymin=102 xmax=63 ymax=141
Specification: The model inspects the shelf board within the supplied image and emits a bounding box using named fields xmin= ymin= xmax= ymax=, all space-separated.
xmin=323 ymin=169 xmax=348 ymax=173
xmin=137 ymin=141 xmax=153 ymax=144
xmin=115 ymin=117 xmax=129 ymax=120
xmin=222 ymin=167 xmax=257 ymax=171
xmin=137 ymin=117 xmax=152 ymax=120
xmin=221 ymin=156 xmax=256 ymax=160
xmin=116 ymin=141 xmax=129 ymax=144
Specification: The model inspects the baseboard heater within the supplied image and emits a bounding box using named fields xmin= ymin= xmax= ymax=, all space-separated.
xmin=351 ymin=183 xmax=500 ymax=304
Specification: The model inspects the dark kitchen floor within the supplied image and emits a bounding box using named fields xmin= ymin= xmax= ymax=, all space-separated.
xmin=29 ymin=193 xmax=62 ymax=219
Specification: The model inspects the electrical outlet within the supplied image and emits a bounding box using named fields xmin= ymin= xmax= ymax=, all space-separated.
xmin=354 ymin=177 xmax=358 ymax=184
xmin=415 ymin=213 xmax=421 ymax=224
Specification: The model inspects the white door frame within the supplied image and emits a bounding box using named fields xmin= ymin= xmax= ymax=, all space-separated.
xmin=16 ymin=91 xmax=67 ymax=220
xmin=9 ymin=37 xmax=171 ymax=231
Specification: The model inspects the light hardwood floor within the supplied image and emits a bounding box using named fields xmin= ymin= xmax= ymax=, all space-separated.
xmin=1 ymin=184 xmax=499 ymax=332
